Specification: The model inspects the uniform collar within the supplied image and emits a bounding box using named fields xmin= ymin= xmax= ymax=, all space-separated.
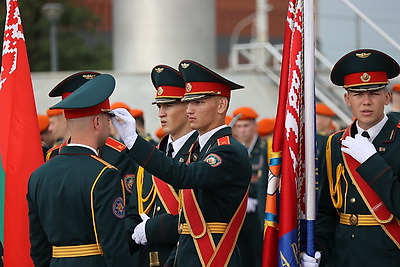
xmin=167 ymin=130 xmax=197 ymax=158
xmin=198 ymin=125 xmax=228 ymax=151
xmin=67 ymin=143 xmax=99 ymax=156
xmin=356 ymin=115 xmax=387 ymax=142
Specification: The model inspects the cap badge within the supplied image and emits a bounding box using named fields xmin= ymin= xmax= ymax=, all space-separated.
xmin=360 ymin=73 xmax=371 ymax=83
xmin=157 ymin=87 xmax=164 ymax=95
xmin=181 ymin=63 xmax=190 ymax=69
xmin=82 ymin=74 xmax=96 ymax=80
xmin=186 ymin=83 xmax=192 ymax=92
xmin=356 ymin=52 xmax=371 ymax=59
xmin=155 ymin=67 xmax=164 ymax=73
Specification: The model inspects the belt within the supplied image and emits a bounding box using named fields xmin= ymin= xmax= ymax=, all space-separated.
xmin=339 ymin=213 xmax=380 ymax=226
xmin=52 ymin=244 xmax=103 ymax=258
xmin=180 ymin=222 xmax=228 ymax=235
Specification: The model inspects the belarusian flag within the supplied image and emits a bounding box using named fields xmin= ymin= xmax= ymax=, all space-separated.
xmin=0 ymin=0 xmax=44 ymax=266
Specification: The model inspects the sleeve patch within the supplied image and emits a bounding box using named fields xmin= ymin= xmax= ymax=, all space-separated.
xmin=112 ymin=197 xmax=125 ymax=218
xmin=204 ymin=153 xmax=223 ymax=167
xmin=124 ymin=174 xmax=135 ymax=194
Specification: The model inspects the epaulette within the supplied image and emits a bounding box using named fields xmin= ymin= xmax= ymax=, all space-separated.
xmin=90 ymin=155 xmax=117 ymax=170
xmin=217 ymin=136 xmax=230 ymax=146
xmin=105 ymin=137 xmax=126 ymax=152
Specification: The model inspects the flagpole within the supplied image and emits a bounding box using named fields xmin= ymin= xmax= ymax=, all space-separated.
xmin=303 ymin=0 xmax=316 ymax=256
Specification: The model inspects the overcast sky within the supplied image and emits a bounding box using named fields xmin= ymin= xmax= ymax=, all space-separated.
xmin=318 ymin=0 xmax=400 ymax=64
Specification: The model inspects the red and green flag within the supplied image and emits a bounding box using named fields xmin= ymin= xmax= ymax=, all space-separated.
xmin=0 ymin=0 xmax=43 ymax=266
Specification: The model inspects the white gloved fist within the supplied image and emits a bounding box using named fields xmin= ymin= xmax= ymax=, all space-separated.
xmin=111 ymin=108 xmax=137 ymax=149
xmin=300 ymin=251 xmax=321 ymax=267
xmin=341 ymin=134 xmax=376 ymax=164
xmin=131 ymin=213 xmax=150 ymax=245
xmin=246 ymin=197 xmax=258 ymax=213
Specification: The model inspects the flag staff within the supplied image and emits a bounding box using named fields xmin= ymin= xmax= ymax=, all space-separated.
xmin=303 ymin=0 xmax=316 ymax=256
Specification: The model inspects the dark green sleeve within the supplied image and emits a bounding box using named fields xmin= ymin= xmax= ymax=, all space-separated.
xmin=27 ymin=177 xmax=52 ymax=267
xmin=357 ymin=153 xmax=400 ymax=217
xmin=146 ymin=214 xmax=179 ymax=245
xmin=93 ymin=168 xmax=132 ymax=266
xmin=315 ymin=137 xmax=339 ymax=266
xmin=129 ymin=136 xmax=249 ymax=189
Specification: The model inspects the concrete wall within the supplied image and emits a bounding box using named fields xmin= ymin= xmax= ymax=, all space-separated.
xmin=113 ymin=0 xmax=216 ymax=72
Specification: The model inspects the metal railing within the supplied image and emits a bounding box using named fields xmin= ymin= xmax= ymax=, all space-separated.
xmin=228 ymin=0 xmax=400 ymax=126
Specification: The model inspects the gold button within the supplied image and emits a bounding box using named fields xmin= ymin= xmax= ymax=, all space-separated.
xmin=350 ymin=198 xmax=356 ymax=203
xmin=349 ymin=214 xmax=358 ymax=226
xmin=156 ymin=206 xmax=161 ymax=211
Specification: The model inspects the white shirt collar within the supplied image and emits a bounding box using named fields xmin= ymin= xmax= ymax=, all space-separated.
xmin=356 ymin=115 xmax=388 ymax=142
xmin=198 ymin=125 xmax=228 ymax=151
xmin=167 ymin=130 xmax=196 ymax=158
xmin=67 ymin=143 xmax=99 ymax=156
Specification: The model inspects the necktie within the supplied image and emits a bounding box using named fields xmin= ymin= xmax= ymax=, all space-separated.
xmin=361 ymin=131 xmax=370 ymax=139
xmin=167 ymin=143 xmax=174 ymax=157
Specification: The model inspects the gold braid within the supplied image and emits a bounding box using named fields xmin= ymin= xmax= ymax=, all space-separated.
xmin=136 ymin=166 xmax=157 ymax=214
xmin=326 ymin=134 xmax=348 ymax=210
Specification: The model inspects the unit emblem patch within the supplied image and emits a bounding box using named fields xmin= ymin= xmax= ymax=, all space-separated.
xmin=204 ymin=153 xmax=222 ymax=167
xmin=124 ymin=174 xmax=135 ymax=193
xmin=112 ymin=197 xmax=125 ymax=218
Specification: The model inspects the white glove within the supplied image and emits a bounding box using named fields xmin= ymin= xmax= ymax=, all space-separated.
xmin=341 ymin=134 xmax=376 ymax=164
xmin=246 ymin=197 xmax=258 ymax=213
xmin=111 ymin=108 xmax=137 ymax=149
xmin=300 ymin=251 xmax=321 ymax=267
xmin=131 ymin=213 xmax=150 ymax=245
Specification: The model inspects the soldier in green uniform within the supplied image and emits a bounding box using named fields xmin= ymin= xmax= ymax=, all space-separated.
xmin=310 ymin=49 xmax=400 ymax=267
xmin=388 ymin=83 xmax=400 ymax=120
xmin=231 ymin=106 xmax=266 ymax=267
xmin=45 ymin=71 xmax=139 ymax=207
xmin=27 ymin=74 xmax=132 ymax=266
xmin=112 ymin=60 xmax=252 ymax=267
xmin=126 ymin=65 xmax=198 ymax=266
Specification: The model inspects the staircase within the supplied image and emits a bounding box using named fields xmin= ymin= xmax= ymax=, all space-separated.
xmin=228 ymin=0 xmax=400 ymax=127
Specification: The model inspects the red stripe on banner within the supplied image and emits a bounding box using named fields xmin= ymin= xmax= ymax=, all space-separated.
xmin=262 ymin=0 xmax=306 ymax=266
xmin=0 ymin=1 xmax=43 ymax=266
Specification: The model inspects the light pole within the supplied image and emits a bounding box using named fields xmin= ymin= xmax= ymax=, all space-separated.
xmin=42 ymin=3 xmax=64 ymax=72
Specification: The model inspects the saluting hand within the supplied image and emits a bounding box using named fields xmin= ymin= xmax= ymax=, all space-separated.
xmin=341 ymin=134 xmax=376 ymax=164
xmin=111 ymin=108 xmax=138 ymax=149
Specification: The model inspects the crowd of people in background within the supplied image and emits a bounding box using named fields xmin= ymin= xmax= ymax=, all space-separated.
xmin=25 ymin=48 xmax=400 ymax=267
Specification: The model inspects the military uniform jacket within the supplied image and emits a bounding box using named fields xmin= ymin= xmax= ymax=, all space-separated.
xmin=248 ymin=136 xmax=267 ymax=198
xmin=126 ymin=131 xmax=198 ymax=267
xmin=28 ymin=146 xmax=132 ymax=267
xmin=316 ymin=114 xmax=400 ymax=267
xmin=46 ymin=137 xmax=138 ymax=206
xmin=128 ymin=126 xmax=252 ymax=267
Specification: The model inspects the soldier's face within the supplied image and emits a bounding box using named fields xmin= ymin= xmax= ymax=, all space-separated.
xmin=344 ymin=89 xmax=390 ymax=129
xmin=186 ymin=96 xmax=225 ymax=135
xmin=157 ymin=102 xmax=189 ymax=139
xmin=48 ymin=114 xmax=69 ymax=141
xmin=233 ymin=120 xmax=257 ymax=145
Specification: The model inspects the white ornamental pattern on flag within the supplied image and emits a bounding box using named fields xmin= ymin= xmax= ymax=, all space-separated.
xmin=0 ymin=0 xmax=25 ymax=90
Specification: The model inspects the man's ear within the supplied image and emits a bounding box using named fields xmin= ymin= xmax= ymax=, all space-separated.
xmin=217 ymin=97 xmax=229 ymax=114
xmin=93 ymin=115 xmax=101 ymax=129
